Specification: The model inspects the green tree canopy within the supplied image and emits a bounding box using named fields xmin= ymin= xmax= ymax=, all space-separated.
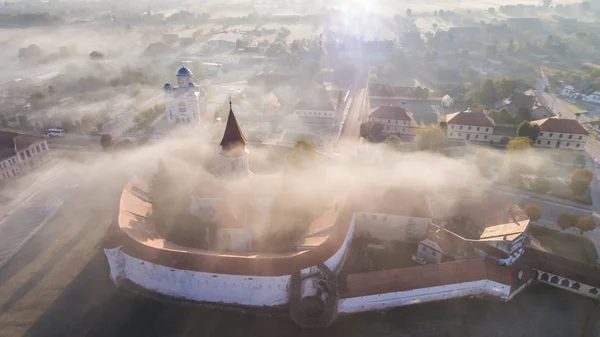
xmin=507 ymin=136 xmax=532 ymax=152
xmin=479 ymin=78 xmax=499 ymax=105
xmin=514 ymin=106 xmax=532 ymax=124
xmin=415 ymin=125 xmax=446 ymax=151
xmin=495 ymin=77 xmax=517 ymax=99
xmin=359 ymin=121 xmax=384 ymax=142
xmin=100 ymin=133 xmax=113 ymax=150
xmin=531 ymin=175 xmax=551 ymax=195
xmin=577 ymin=216 xmax=596 ymax=234
xmin=557 ymin=212 xmax=578 ymax=231
xmin=384 ymin=135 xmax=403 ymax=151
xmin=517 ymin=121 xmax=541 ymax=143
xmin=570 ymin=168 xmax=593 ymax=196
xmin=489 ymin=108 xmax=514 ymax=124
xmin=523 ymin=204 xmax=541 ymax=221
xmin=287 ymin=139 xmax=317 ymax=169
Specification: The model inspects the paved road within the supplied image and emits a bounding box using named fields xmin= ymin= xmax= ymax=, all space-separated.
xmin=539 ymin=92 xmax=576 ymax=120
xmin=0 ymin=163 xmax=81 ymax=269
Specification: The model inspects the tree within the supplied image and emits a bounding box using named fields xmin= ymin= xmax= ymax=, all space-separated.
xmin=149 ymin=160 xmax=177 ymax=234
xmin=517 ymin=121 xmax=541 ymax=143
xmin=489 ymin=108 xmax=514 ymax=124
xmin=542 ymin=0 xmax=552 ymax=7
xmin=531 ymin=175 xmax=551 ymax=195
xmin=384 ymin=135 xmax=403 ymax=151
xmin=89 ymin=51 xmax=105 ymax=60
xmin=100 ymin=133 xmax=113 ymax=150
xmin=514 ymin=106 xmax=532 ymax=124
xmin=415 ymin=126 xmax=446 ymax=151
xmin=61 ymin=118 xmax=74 ymax=132
xmin=507 ymin=137 xmax=532 ymax=152
xmin=287 ymin=140 xmax=317 ymax=168
xmin=557 ymin=213 xmax=578 ymax=231
xmin=359 ymin=121 xmax=384 ymax=142
xmin=488 ymin=7 xmax=495 ymax=14
xmin=479 ymin=78 xmax=499 ymax=105
xmin=495 ymin=77 xmax=517 ymax=99
xmin=577 ymin=216 xmax=596 ymax=234
xmin=523 ymin=204 xmax=541 ymax=221
xmin=406 ymin=8 xmax=412 ymax=17
xmin=570 ymin=168 xmax=593 ymax=196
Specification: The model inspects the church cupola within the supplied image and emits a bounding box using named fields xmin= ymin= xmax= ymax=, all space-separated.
xmin=176 ymin=66 xmax=193 ymax=87
xmin=219 ymin=100 xmax=249 ymax=178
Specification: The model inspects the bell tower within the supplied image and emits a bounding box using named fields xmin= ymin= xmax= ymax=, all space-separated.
xmin=219 ymin=100 xmax=249 ymax=178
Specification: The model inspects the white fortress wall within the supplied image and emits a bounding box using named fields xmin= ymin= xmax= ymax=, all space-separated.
xmin=337 ymin=280 xmax=510 ymax=314
xmin=323 ymin=214 xmax=356 ymax=274
xmin=104 ymin=217 xmax=355 ymax=307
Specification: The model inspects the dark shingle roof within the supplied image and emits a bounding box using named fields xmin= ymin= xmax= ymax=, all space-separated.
xmin=220 ymin=103 xmax=247 ymax=150
xmin=369 ymin=106 xmax=413 ymax=121
xmin=445 ymin=111 xmax=495 ymax=127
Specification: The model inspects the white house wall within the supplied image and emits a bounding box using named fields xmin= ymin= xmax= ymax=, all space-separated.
xmin=337 ymin=280 xmax=510 ymax=314
xmin=368 ymin=117 xmax=415 ymax=136
xmin=447 ymin=124 xmax=494 ymax=142
xmin=535 ymin=132 xmax=587 ymax=151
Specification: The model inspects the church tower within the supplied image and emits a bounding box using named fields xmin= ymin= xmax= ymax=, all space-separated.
xmin=164 ymin=66 xmax=206 ymax=126
xmin=219 ymin=101 xmax=249 ymax=178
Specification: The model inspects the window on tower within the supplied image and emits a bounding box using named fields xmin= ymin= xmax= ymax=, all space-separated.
xmin=178 ymin=102 xmax=187 ymax=113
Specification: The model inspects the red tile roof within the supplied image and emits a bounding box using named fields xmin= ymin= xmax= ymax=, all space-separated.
xmin=445 ymin=111 xmax=495 ymax=127
xmin=531 ymin=117 xmax=588 ymax=135
xmin=369 ymin=106 xmax=414 ymax=121
xmin=344 ymin=259 xmax=512 ymax=297
xmin=0 ymin=130 xmax=44 ymax=160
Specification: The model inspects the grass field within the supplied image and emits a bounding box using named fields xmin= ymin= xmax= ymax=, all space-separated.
xmin=530 ymin=227 xmax=598 ymax=264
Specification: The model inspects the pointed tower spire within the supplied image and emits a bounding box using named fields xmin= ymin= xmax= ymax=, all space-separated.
xmin=219 ymin=98 xmax=247 ymax=150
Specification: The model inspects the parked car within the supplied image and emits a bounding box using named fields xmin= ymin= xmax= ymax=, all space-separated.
xmin=46 ymin=128 xmax=65 ymax=137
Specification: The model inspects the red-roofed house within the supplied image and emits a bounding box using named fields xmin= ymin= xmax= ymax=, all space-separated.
xmin=0 ymin=130 xmax=49 ymax=180
xmin=531 ymin=117 xmax=588 ymax=151
xmin=368 ymin=106 xmax=417 ymax=137
xmin=445 ymin=110 xmax=495 ymax=142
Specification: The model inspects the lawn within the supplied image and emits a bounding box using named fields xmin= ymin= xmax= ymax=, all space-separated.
xmin=529 ymin=226 xmax=598 ymax=264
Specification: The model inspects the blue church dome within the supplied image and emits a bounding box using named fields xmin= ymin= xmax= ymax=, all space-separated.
xmin=176 ymin=66 xmax=192 ymax=77
xmin=187 ymin=82 xmax=195 ymax=87
xmin=163 ymin=83 xmax=171 ymax=88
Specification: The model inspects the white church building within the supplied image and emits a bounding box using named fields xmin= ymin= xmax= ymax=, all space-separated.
xmin=164 ymin=66 xmax=206 ymax=125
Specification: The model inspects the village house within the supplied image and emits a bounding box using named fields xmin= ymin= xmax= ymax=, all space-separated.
xmin=562 ymin=85 xmax=577 ymax=97
xmin=445 ymin=110 xmax=495 ymax=142
xmin=0 ymin=130 xmax=50 ymax=180
xmin=531 ymin=117 xmax=589 ymax=151
xmin=293 ymin=88 xmax=348 ymax=124
xmin=583 ymin=91 xmax=600 ymax=104
xmin=368 ymin=106 xmax=417 ymax=137
xmin=441 ymin=94 xmax=454 ymax=108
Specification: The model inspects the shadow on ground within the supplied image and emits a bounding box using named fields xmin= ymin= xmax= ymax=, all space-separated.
xmin=22 ymin=248 xmax=600 ymax=337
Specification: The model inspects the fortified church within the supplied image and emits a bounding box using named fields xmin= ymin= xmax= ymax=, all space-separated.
xmin=105 ymin=93 xmax=600 ymax=328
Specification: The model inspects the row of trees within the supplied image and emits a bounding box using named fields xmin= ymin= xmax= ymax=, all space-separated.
xmin=522 ymin=204 xmax=596 ymax=234
xmin=133 ymin=103 xmax=164 ymax=129
xmin=505 ymin=137 xmax=593 ymax=197
xmin=489 ymin=106 xmax=532 ymax=125
xmin=465 ymin=77 xmax=518 ymax=106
